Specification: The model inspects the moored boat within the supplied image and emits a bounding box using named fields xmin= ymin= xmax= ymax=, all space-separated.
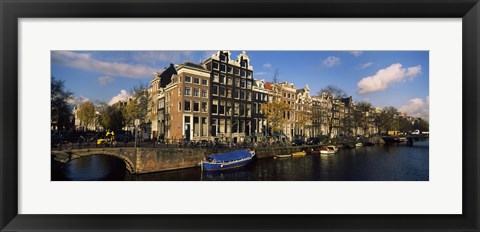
xmin=275 ymin=154 xmax=292 ymax=158
xmin=320 ymin=146 xmax=337 ymax=154
xmin=291 ymin=151 xmax=306 ymax=157
xmin=307 ymin=148 xmax=321 ymax=155
xmin=201 ymin=149 xmax=255 ymax=171
xmin=355 ymin=142 xmax=363 ymax=147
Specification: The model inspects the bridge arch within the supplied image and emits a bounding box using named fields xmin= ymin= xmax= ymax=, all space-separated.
xmin=63 ymin=149 xmax=137 ymax=174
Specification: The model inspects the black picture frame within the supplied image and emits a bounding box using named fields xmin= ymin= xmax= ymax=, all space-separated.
xmin=1 ymin=0 xmax=479 ymax=231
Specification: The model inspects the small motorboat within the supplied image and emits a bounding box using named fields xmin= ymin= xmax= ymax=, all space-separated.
xmin=355 ymin=142 xmax=363 ymax=147
xmin=201 ymin=149 xmax=255 ymax=171
xmin=291 ymin=151 xmax=306 ymax=157
xmin=275 ymin=154 xmax=292 ymax=158
xmin=320 ymin=146 xmax=337 ymax=154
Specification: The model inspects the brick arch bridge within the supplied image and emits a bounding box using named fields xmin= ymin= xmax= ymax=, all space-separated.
xmin=51 ymin=147 xmax=208 ymax=174
xmin=52 ymin=148 xmax=137 ymax=173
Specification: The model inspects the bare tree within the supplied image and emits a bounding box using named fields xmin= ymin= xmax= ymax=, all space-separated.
xmin=272 ymin=69 xmax=280 ymax=84
xmin=318 ymin=85 xmax=347 ymax=139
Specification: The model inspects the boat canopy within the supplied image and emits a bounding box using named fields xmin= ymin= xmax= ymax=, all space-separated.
xmin=207 ymin=150 xmax=252 ymax=162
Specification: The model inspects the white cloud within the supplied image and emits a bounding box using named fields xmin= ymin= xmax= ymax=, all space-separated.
xmin=132 ymin=51 xmax=194 ymax=64
xmin=52 ymin=51 xmax=156 ymax=78
xmin=98 ymin=76 xmax=113 ymax=85
xmin=359 ymin=62 xmax=374 ymax=69
xmin=263 ymin=63 xmax=272 ymax=69
xmin=349 ymin=51 xmax=363 ymax=57
xmin=321 ymin=56 xmax=341 ymax=68
xmin=68 ymin=95 xmax=90 ymax=105
xmin=399 ymin=96 xmax=429 ymax=120
xmin=255 ymin=72 xmax=268 ymax=76
xmin=357 ymin=63 xmax=422 ymax=94
xmin=108 ymin=90 xmax=130 ymax=106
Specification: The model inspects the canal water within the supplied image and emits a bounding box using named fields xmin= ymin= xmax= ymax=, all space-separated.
xmin=51 ymin=142 xmax=429 ymax=181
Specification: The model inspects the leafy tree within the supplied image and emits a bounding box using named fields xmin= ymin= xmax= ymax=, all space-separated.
xmin=77 ymin=101 xmax=95 ymax=130
xmin=374 ymin=106 xmax=399 ymax=133
xmin=122 ymin=82 xmax=151 ymax=130
xmin=261 ymin=100 xmax=292 ymax=135
xmin=99 ymin=103 xmax=125 ymax=132
xmin=297 ymin=105 xmax=312 ymax=136
xmin=51 ymin=76 xmax=74 ymax=131
xmin=318 ymin=85 xmax=347 ymax=139
xmin=413 ymin=118 xmax=429 ymax=132
xmin=354 ymin=101 xmax=373 ymax=135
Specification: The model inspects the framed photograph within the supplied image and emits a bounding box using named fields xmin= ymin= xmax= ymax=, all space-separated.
xmin=1 ymin=0 xmax=479 ymax=231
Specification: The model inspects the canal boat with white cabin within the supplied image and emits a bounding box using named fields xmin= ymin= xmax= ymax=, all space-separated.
xmin=320 ymin=146 xmax=338 ymax=154
xmin=201 ymin=149 xmax=255 ymax=171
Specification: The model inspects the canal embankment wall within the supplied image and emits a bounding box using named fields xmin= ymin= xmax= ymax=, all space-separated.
xmin=52 ymin=137 xmax=385 ymax=174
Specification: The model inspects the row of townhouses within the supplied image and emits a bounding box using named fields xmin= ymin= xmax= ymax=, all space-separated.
xmin=147 ymin=51 xmax=383 ymax=143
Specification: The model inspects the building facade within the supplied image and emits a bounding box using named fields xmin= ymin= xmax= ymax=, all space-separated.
xmin=163 ymin=62 xmax=211 ymax=141
xmin=202 ymin=51 xmax=254 ymax=143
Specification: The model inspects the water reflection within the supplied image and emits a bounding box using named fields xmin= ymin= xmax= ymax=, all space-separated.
xmin=52 ymin=142 xmax=429 ymax=181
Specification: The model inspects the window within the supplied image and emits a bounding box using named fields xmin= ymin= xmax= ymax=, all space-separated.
xmin=226 ymin=102 xmax=232 ymax=116
xmin=202 ymin=89 xmax=208 ymax=98
xmin=219 ymin=87 xmax=225 ymax=97
xmin=234 ymin=103 xmax=240 ymax=116
xmin=220 ymin=54 xmax=227 ymax=62
xmin=185 ymin=76 xmax=191 ymax=83
xmin=227 ymin=88 xmax=232 ymax=98
xmin=193 ymin=88 xmax=199 ymax=97
xmin=212 ymin=100 xmax=218 ymax=114
xmin=240 ymin=90 xmax=245 ymax=100
xmin=213 ymin=73 xmax=219 ymax=83
xmin=220 ymin=64 xmax=226 ymax=73
xmin=234 ymin=68 xmax=240 ymax=76
xmin=235 ymin=79 xmax=240 ymax=87
xmin=241 ymin=60 xmax=248 ymax=68
xmin=193 ymin=101 xmax=199 ymax=112
xmin=247 ymin=71 xmax=252 ymax=79
xmin=219 ymin=119 xmax=225 ymax=133
xmin=240 ymin=104 xmax=245 ymax=116
xmin=227 ymin=66 xmax=233 ymax=74
xmin=184 ymin=101 xmax=191 ymax=111
xmin=193 ymin=77 xmax=199 ymax=84
xmin=247 ymin=104 xmax=251 ymax=117
xmin=227 ymin=77 xmax=233 ymax=85
xmin=185 ymin=87 xmax=191 ymax=96
xmin=213 ymin=62 xmax=219 ymax=70
xmin=234 ymin=89 xmax=239 ymax=99
xmin=220 ymin=75 xmax=225 ymax=84
xmin=226 ymin=120 xmax=231 ymax=133
xmin=240 ymin=79 xmax=245 ymax=88
xmin=219 ymin=101 xmax=225 ymax=115
xmin=178 ymin=88 xmax=181 ymax=96
xmin=202 ymin=117 xmax=208 ymax=136
xmin=178 ymin=102 xmax=181 ymax=111
xmin=212 ymin=85 xmax=218 ymax=96
xmin=246 ymin=81 xmax=252 ymax=89
xmin=247 ymin=91 xmax=251 ymax=101
xmin=240 ymin=69 xmax=246 ymax=77
xmin=202 ymin=79 xmax=208 ymax=85
xmin=201 ymin=102 xmax=208 ymax=112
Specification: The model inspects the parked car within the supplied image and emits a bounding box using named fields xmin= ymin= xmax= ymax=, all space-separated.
xmin=291 ymin=136 xmax=306 ymax=146
xmin=412 ymin=129 xmax=421 ymax=135
xmin=306 ymin=137 xmax=321 ymax=145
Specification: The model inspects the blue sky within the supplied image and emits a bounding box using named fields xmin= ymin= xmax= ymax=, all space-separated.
xmin=51 ymin=50 xmax=429 ymax=119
